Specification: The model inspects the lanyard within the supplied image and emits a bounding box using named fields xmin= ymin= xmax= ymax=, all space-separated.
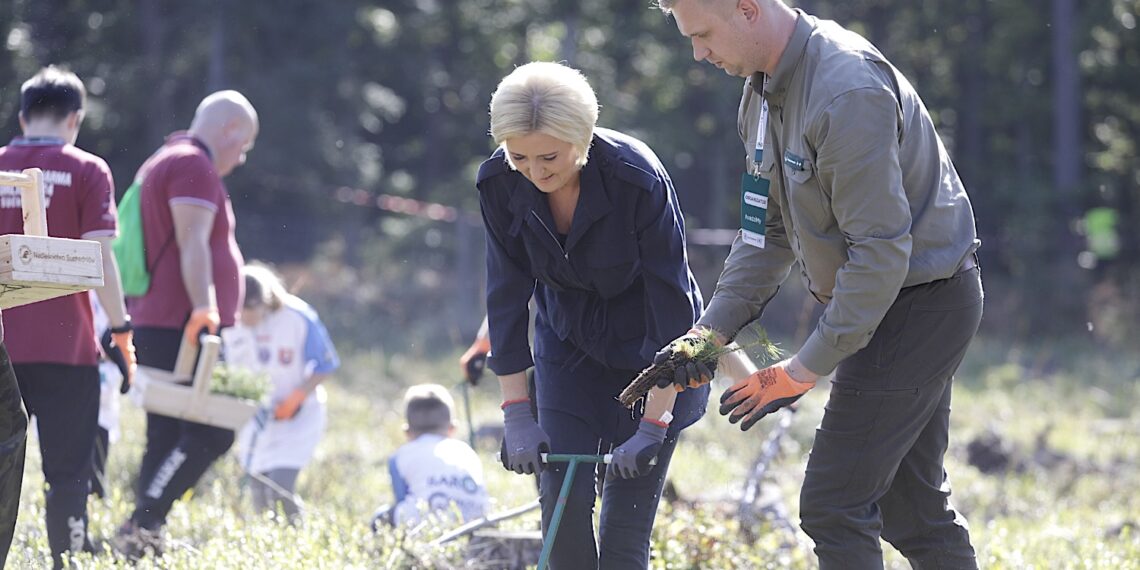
xmin=750 ymin=76 xmax=770 ymax=177
xmin=741 ymin=78 xmax=771 ymax=249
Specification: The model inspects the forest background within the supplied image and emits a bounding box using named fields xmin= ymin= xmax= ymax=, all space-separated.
xmin=4 ymin=0 xmax=1138 ymax=357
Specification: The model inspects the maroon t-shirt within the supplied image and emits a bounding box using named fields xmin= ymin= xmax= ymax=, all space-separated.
xmin=128 ymin=133 xmax=244 ymax=329
xmin=0 ymin=137 xmax=117 ymax=366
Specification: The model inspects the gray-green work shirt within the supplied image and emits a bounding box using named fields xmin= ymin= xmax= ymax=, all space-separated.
xmin=698 ymin=11 xmax=980 ymax=375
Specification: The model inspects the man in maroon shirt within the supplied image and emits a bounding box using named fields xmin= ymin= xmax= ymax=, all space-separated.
xmin=0 ymin=66 xmax=137 ymax=568
xmin=113 ymin=90 xmax=257 ymax=558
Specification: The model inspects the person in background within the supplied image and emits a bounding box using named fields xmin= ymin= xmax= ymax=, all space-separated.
xmin=656 ymin=1 xmax=983 ymax=568
xmin=0 ymin=65 xmax=136 ymax=568
xmin=89 ymin=290 xmax=128 ymax=499
xmin=113 ymin=89 xmax=257 ymax=558
xmin=458 ymin=317 xmax=490 ymax=384
xmin=373 ymin=384 xmax=489 ymax=529
xmin=479 ymin=62 xmax=708 ymax=568
xmin=228 ymin=263 xmax=339 ymax=521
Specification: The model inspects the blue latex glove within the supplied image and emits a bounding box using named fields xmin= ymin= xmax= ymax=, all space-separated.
xmin=500 ymin=400 xmax=550 ymax=475
xmin=607 ymin=420 xmax=667 ymax=479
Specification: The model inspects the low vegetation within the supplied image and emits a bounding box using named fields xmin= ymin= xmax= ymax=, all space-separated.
xmin=8 ymin=337 xmax=1140 ymax=568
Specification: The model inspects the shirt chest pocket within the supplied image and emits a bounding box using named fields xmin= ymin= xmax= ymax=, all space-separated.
xmin=523 ymin=239 xmax=580 ymax=291
xmin=582 ymin=243 xmax=640 ymax=300
xmin=784 ymin=154 xmax=831 ymax=229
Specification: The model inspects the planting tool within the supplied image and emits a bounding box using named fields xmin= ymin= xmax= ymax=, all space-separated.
xmin=457 ymin=353 xmax=485 ymax=448
xmin=536 ymin=452 xmax=656 ymax=570
xmin=737 ymin=404 xmax=797 ymax=532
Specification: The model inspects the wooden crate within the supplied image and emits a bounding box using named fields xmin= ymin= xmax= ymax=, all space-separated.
xmin=134 ymin=334 xmax=260 ymax=431
xmin=0 ymin=168 xmax=104 ymax=309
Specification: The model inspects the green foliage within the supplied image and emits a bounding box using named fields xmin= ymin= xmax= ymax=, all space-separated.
xmin=210 ymin=366 xmax=270 ymax=402
xmin=1 ymin=0 xmax=1139 ymax=349
xmin=8 ymin=340 xmax=1140 ymax=568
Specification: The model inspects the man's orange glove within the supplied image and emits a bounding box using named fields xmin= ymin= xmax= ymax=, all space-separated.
xmin=184 ymin=306 xmax=220 ymax=344
xmin=719 ymin=363 xmax=815 ymax=431
xmin=275 ymin=389 xmax=307 ymax=420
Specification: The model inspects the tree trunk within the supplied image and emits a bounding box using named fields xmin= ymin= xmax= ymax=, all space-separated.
xmin=207 ymin=0 xmax=226 ymax=91
xmin=1052 ymin=0 xmax=1082 ymax=227
xmin=956 ymin=0 xmax=986 ymax=192
xmin=1051 ymin=0 xmax=1085 ymax=330
xmin=139 ymin=0 xmax=170 ymax=143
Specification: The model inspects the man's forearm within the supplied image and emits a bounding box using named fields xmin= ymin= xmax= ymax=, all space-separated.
xmin=94 ymin=240 xmax=129 ymax=327
xmin=179 ymin=238 xmax=216 ymax=309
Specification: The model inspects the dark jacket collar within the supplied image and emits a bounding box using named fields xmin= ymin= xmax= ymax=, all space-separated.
xmin=505 ymin=134 xmax=615 ymax=249
xmin=753 ymin=10 xmax=814 ymax=107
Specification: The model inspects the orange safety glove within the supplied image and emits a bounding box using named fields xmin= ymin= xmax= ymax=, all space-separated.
xmin=719 ymin=363 xmax=815 ymax=431
xmin=110 ymin=330 xmax=137 ymax=388
xmin=275 ymin=388 xmax=308 ymax=420
xmin=184 ymin=306 xmax=220 ymax=344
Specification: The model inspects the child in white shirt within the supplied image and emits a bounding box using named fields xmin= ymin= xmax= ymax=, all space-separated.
xmin=375 ymin=384 xmax=489 ymax=528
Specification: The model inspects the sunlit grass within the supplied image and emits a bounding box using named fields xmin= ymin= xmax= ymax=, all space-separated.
xmin=7 ymin=336 xmax=1140 ymax=568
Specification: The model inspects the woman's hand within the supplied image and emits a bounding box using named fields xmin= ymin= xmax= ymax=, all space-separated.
xmin=608 ymin=419 xmax=667 ymax=479
xmin=500 ymin=399 xmax=549 ymax=474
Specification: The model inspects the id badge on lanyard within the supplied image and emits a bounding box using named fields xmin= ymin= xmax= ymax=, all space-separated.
xmin=741 ymin=89 xmax=770 ymax=249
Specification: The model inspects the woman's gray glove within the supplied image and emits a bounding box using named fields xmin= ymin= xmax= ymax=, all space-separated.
xmin=607 ymin=420 xmax=667 ymax=479
xmin=500 ymin=400 xmax=550 ymax=475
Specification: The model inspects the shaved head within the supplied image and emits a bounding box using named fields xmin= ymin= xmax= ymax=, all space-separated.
xmin=190 ymin=90 xmax=258 ymax=135
xmin=188 ymin=90 xmax=259 ymax=177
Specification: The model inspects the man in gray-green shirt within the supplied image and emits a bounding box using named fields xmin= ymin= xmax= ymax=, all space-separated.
xmin=655 ymin=1 xmax=982 ymax=568
xmin=1 ymin=321 xmax=29 ymax=567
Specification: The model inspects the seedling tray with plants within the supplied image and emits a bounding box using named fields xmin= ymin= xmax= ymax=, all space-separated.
xmin=134 ymin=334 xmax=267 ymax=430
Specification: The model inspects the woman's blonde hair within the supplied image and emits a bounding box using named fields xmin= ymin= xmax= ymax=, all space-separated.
xmin=243 ymin=262 xmax=287 ymax=312
xmin=489 ymin=62 xmax=599 ymax=168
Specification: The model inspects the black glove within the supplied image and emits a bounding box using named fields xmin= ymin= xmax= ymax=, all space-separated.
xmin=607 ymin=420 xmax=667 ymax=479
xmin=465 ymin=353 xmax=487 ymax=387
xmin=101 ymin=330 xmax=132 ymax=394
xmin=652 ymin=332 xmax=715 ymax=390
xmin=500 ymin=400 xmax=550 ymax=475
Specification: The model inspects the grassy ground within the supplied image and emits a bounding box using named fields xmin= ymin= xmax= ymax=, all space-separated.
xmin=7 ymin=336 xmax=1140 ymax=568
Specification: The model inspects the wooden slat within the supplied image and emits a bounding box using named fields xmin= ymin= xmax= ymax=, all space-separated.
xmin=0 ymin=170 xmax=35 ymax=188
xmin=0 ymin=169 xmax=105 ymax=309
xmin=21 ymin=168 xmax=46 ymax=237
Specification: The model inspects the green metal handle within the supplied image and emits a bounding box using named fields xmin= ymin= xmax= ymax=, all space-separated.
xmin=535 ymin=452 xmax=659 ymax=569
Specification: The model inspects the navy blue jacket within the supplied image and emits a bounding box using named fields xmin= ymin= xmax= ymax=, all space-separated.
xmin=479 ymin=128 xmax=704 ymax=377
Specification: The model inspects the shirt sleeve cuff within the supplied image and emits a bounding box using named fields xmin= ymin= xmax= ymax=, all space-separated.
xmin=487 ymin=348 xmax=534 ymax=376
xmin=696 ymin=297 xmax=754 ymax=342
xmin=797 ymin=331 xmax=850 ymax=376
xmin=81 ymin=229 xmax=117 ymax=239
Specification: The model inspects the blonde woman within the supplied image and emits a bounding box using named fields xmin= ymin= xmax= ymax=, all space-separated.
xmin=228 ymin=264 xmax=339 ymax=520
xmin=478 ymin=62 xmax=708 ymax=568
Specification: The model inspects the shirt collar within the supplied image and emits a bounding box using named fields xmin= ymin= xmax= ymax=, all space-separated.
xmin=166 ymin=130 xmax=214 ymax=161
xmin=754 ymin=9 xmax=814 ymax=107
xmin=10 ymin=136 xmax=67 ymax=147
